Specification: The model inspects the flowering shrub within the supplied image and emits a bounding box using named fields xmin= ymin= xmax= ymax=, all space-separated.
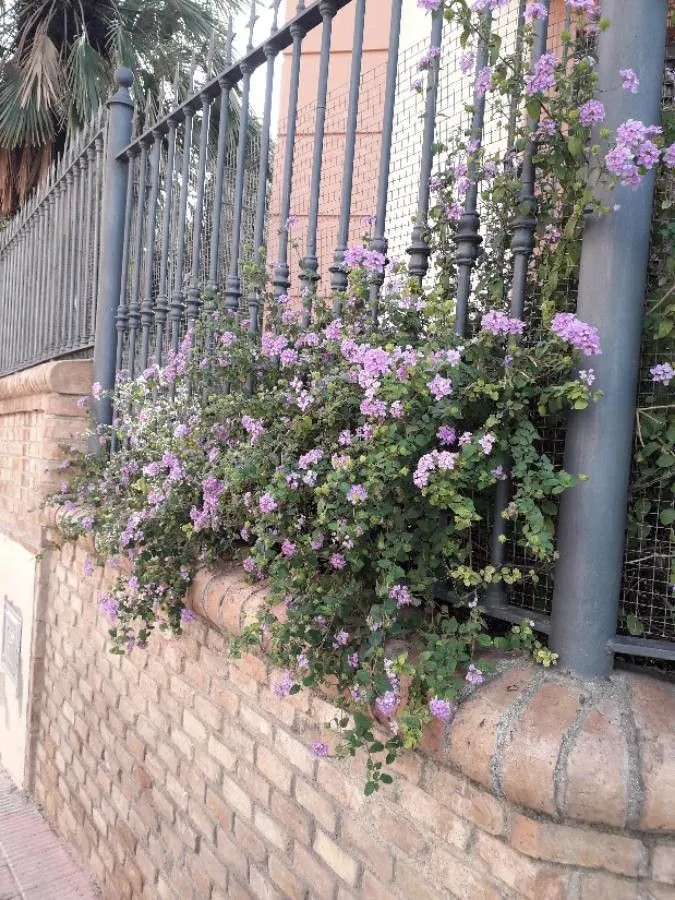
xmin=52 ymin=0 xmax=673 ymax=788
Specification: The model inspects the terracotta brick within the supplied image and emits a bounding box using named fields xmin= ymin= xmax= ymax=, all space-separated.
xmin=313 ymin=830 xmax=359 ymax=886
xmin=563 ymin=699 xmax=630 ymax=828
xmin=292 ymin=845 xmax=336 ymax=899
xmin=257 ymin=745 xmax=293 ymax=793
xmin=397 ymin=780 xmax=471 ymax=850
xmin=182 ymin=710 xmax=208 ymax=745
xmin=316 ymin=760 xmax=364 ymax=812
xmin=294 ymin=777 xmax=337 ymax=834
xmin=510 ymin=813 xmax=647 ymax=877
xmin=251 ymin=807 xmax=289 ymax=854
xmin=197 ymin=842 xmax=231 ymax=892
xmin=249 ymin=866 xmax=283 ymax=900
xmin=394 ymin=859 xmax=450 ymax=900
xmin=270 ymin=790 xmax=312 ymax=844
xmin=578 ymin=872 xmax=643 ymax=900
xmin=216 ymin=828 xmax=250 ymax=880
xmin=370 ymin=804 xmax=427 ymax=856
xmin=237 ymin=762 xmax=272 ymax=807
xmin=240 ymin=703 xmax=274 ymax=739
xmin=424 ymin=764 xmax=506 ymax=836
xmin=235 ymin=652 xmax=269 ymax=685
xmin=645 ymin=882 xmax=675 ymax=900
xmin=501 ymin=681 xmax=583 ymax=817
xmin=222 ymin=772 xmax=254 ymax=820
xmin=340 ymin=817 xmax=393 ymax=882
xmin=653 ymin=844 xmax=675 ymax=885
xmin=275 ymin=730 xmax=317 ymax=779
xmin=268 ymin=854 xmax=307 ymax=900
xmin=234 ymin=816 xmax=267 ymax=864
xmin=447 ymin=665 xmax=533 ymax=790
xmin=428 ymin=846 xmax=502 ymax=900
xmin=630 ymin=676 xmax=675 ymax=832
xmin=474 ymin=831 xmax=567 ymax=900
xmin=205 ymin=787 xmax=235 ymax=831
xmin=194 ymin=695 xmax=223 ymax=731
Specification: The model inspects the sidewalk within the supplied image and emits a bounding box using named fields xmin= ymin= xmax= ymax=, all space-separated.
xmin=0 ymin=768 xmax=98 ymax=900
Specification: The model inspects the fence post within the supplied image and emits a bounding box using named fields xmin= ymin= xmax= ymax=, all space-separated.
xmin=92 ymin=68 xmax=134 ymax=434
xmin=550 ymin=0 xmax=667 ymax=676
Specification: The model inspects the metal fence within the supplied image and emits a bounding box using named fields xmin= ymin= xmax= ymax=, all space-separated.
xmin=0 ymin=112 xmax=105 ymax=376
xmin=0 ymin=0 xmax=672 ymax=674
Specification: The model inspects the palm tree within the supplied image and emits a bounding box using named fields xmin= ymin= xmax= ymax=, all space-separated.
xmin=0 ymin=0 xmax=244 ymax=215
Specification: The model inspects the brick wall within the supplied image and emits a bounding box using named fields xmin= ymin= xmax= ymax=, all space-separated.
xmin=0 ymin=360 xmax=90 ymax=553
xmin=29 ymin=539 xmax=675 ymax=900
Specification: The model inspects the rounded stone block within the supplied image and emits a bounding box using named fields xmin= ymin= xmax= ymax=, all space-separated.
xmin=629 ymin=675 xmax=675 ymax=832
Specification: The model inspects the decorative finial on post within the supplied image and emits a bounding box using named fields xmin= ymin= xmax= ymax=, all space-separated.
xmin=247 ymin=0 xmax=258 ymax=51
xmin=271 ymin=0 xmax=282 ymax=32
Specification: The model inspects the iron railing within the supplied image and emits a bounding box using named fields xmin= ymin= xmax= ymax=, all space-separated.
xmin=0 ymin=113 xmax=105 ymax=376
xmin=0 ymin=0 xmax=672 ymax=671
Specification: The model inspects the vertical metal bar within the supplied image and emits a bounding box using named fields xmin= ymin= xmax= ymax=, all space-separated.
xmin=551 ymin=0 xmax=667 ymax=676
xmin=299 ymin=0 xmax=338 ymax=326
xmin=68 ymin=157 xmax=80 ymax=350
xmin=128 ymin=139 xmax=149 ymax=379
xmin=82 ymin=143 xmax=95 ymax=341
xmin=92 ymin=68 xmax=134 ymax=433
xmin=140 ymin=133 xmax=162 ymax=371
xmin=91 ymin=130 xmax=104 ymax=342
xmin=329 ymin=0 xmax=366 ymax=316
xmin=509 ymin=6 xmax=549 ymax=320
xmin=485 ymin=4 xmax=550 ymax=609
xmin=248 ymin=3 xmax=282 ymax=333
xmin=155 ymin=117 xmax=177 ymax=365
xmin=272 ymin=4 xmax=307 ymax=301
xmin=75 ymin=153 xmax=87 ymax=348
xmin=186 ymin=95 xmax=212 ymax=329
xmin=407 ymin=8 xmax=444 ymax=288
xmin=45 ymin=186 xmax=57 ymax=356
xmin=223 ymin=64 xmax=254 ymax=314
xmin=170 ymin=105 xmax=194 ymax=353
xmin=368 ymin=0 xmax=404 ymax=321
xmin=61 ymin=168 xmax=74 ymax=351
xmin=454 ymin=10 xmax=493 ymax=337
xmin=33 ymin=204 xmax=45 ymax=361
xmin=115 ymin=151 xmax=136 ymax=375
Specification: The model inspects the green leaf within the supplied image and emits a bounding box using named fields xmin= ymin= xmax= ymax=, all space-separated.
xmin=626 ymin=615 xmax=645 ymax=637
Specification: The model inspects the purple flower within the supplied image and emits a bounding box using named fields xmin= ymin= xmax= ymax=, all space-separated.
xmin=436 ymin=451 xmax=457 ymax=471
xmin=525 ymin=53 xmax=556 ymax=95
xmin=347 ymin=484 xmax=368 ymax=504
xmin=651 ymin=363 xmax=673 ymax=386
xmin=329 ymin=553 xmax=346 ymax=570
xmin=286 ymin=215 xmax=298 ymax=229
xmin=469 ymin=0 xmax=510 ymax=9
xmin=437 ymin=425 xmax=457 ymax=446
xmin=339 ymin=430 xmax=353 ymax=446
xmin=77 ymin=396 xmax=88 ymax=408
xmin=417 ymin=0 xmax=441 ymax=9
xmin=296 ymin=652 xmax=309 ymax=670
xmin=663 ymin=143 xmax=675 ymax=168
xmin=310 ymin=534 xmax=325 ymax=550
xmin=579 ymin=99 xmax=605 ymax=127
xmin=428 ymin=374 xmax=453 ymax=400
xmin=242 ymin=416 xmax=264 ymax=445
xmin=273 ymin=670 xmax=295 ymax=698
xmin=620 ymin=68 xmax=639 ymax=93
xmin=459 ymin=431 xmax=473 ymax=446
xmin=98 ymin=594 xmax=118 ymax=622
xmin=428 ymin=697 xmax=454 ymax=720
xmin=413 ymin=452 xmax=437 ymax=488
xmin=444 ymin=201 xmax=464 ymax=221
xmin=478 ymin=433 xmax=496 ymax=455
xmin=417 ymin=45 xmax=441 ymax=73
xmin=480 ymin=310 xmax=526 ymax=336
xmin=259 ymin=493 xmax=278 ymax=513
xmin=459 ymin=50 xmax=475 ymax=75
xmin=389 ymin=584 xmax=412 ymax=608
xmin=347 ymin=652 xmax=359 ymax=669
xmin=173 ymin=423 xmax=190 ymax=439
xmin=578 ymin=369 xmax=596 ymax=386
xmin=475 ymin=66 xmax=493 ymax=98
xmin=491 ymin=465 xmax=506 ymax=480
xmin=83 ymin=559 xmax=94 ymax=577
xmin=181 ymin=608 xmax=197 ymax=624
xmin=281 ymin=539 xmax=296 ymax=558
xmin=550 ymin=312 xmax=601 ymax=356
xmin=311 ymin=741 xmax=329 ymax=758
xmin=91 ymin=382 xmax=103 ymax=400
xmin=298 ymin=448 xmax=324 ymax=470
xmin=465 ymin=664 xmax=484 ymax=685
xmin=375 ymin=691 xmax=398 ymax=718
xmin=334 ymin=630 xmax=349 ymax=647
xmin=390 ymin=401 xmax=404 ymax=419
xmin=524 ymin=1 xmax=547 ymax=21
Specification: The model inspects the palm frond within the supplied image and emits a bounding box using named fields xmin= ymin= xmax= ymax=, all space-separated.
xmin=66 ymin=33 xmax=108 ymax=124
xmin=17 ymin=21 xmax=62 ymax=112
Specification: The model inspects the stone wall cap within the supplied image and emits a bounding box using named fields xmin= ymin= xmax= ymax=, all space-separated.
xmin=0 ymin=359 xmax=92 ymax=400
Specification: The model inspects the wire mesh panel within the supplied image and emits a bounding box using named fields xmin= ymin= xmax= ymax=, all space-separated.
xmin=0 ymin=114 xmax=104 ymax=376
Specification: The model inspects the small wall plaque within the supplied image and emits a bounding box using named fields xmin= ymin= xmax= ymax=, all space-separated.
xmin=1 ymin=597 xmax=22 ymax=681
